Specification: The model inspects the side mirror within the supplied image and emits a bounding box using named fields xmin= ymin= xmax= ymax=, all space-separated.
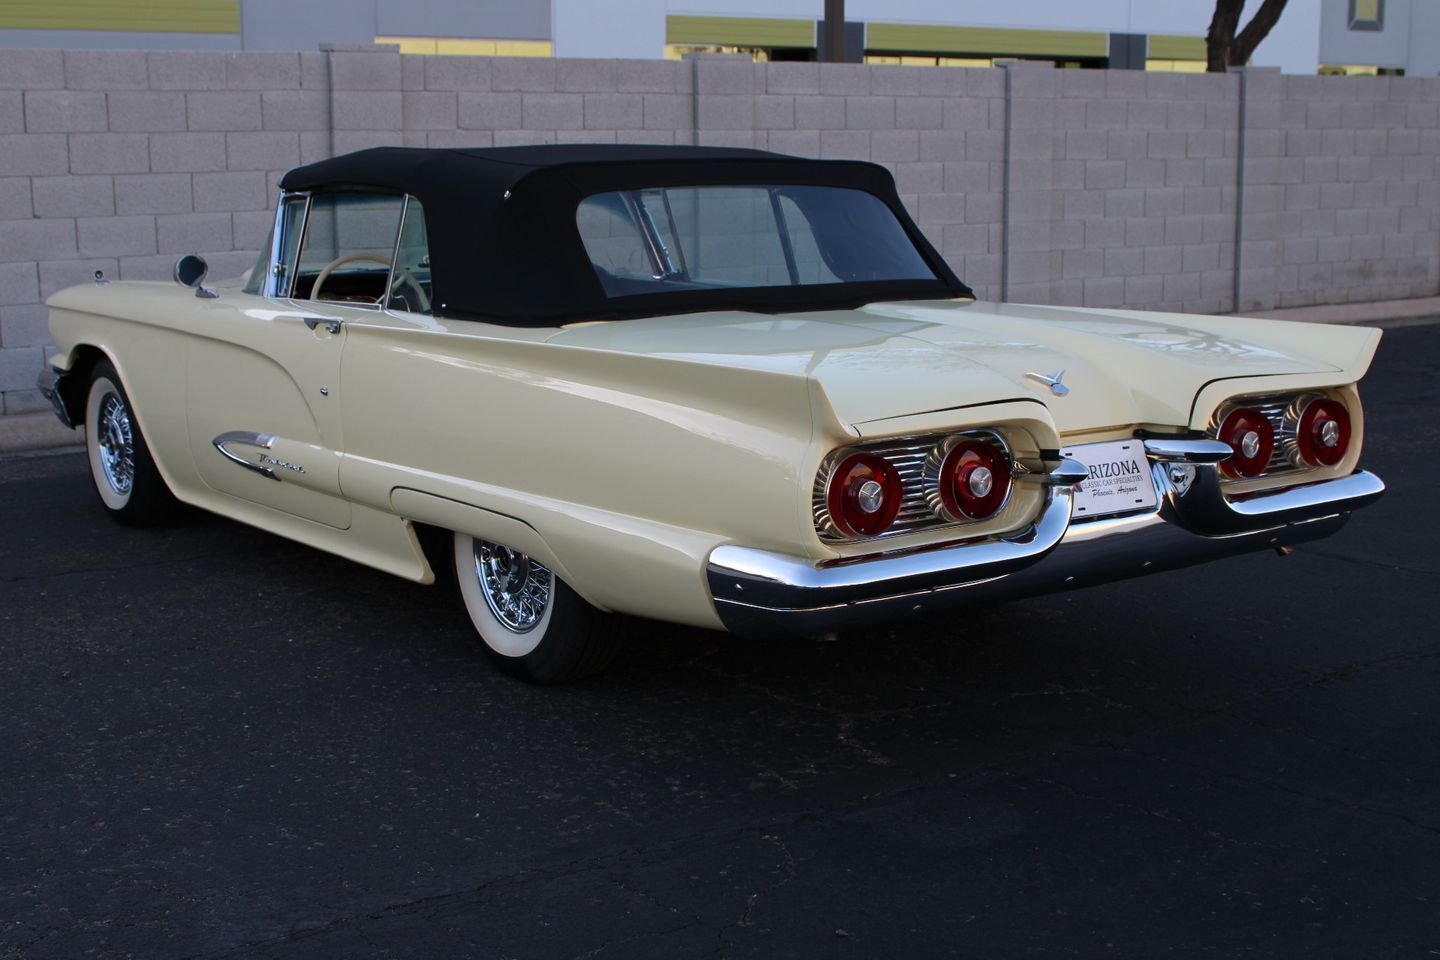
xmin=174 ymin=254 xmax=218 ymax=299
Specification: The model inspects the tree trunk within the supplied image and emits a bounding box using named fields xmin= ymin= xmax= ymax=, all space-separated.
xmin=1206 ymin=0 xmax=1244 ymax=73
xmin=1233 ymin=0 xmax=1291 ymax=65
xmin=1206 ymin=0 xmax=1289 ymax=72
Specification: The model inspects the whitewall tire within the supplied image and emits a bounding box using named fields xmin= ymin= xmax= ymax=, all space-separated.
xmin=452 ymin=533 xmax=622 ymax=684
xmin=84 ymin=360 xmax=176 ymax=526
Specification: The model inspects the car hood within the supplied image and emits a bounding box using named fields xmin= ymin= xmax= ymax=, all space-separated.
xmin=546 ymin=300 xmax=1381 ymax=434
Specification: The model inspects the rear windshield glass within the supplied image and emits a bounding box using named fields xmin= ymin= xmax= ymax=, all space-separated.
xmin=575 ymin=185 xmax=937 ymax=298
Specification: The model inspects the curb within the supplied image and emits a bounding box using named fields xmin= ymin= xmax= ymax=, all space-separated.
xmin=0 ymin=412 xmax=81 ymax=455
xmin=1245 ymin=295 xmax=1440 ymax=325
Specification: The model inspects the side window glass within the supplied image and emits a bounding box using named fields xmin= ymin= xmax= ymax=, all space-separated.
xmin=778 ymin=195 xmax=841 ymax=285
xmin=294 ymin=193 xmax=405 ymax=304
xmin=667 ymin=187 xmax=790 ymax=287
xmin=576 ymin=193 xmax=655 ymax=286
xmin=387 ymin=197 xmax=433 ymax=315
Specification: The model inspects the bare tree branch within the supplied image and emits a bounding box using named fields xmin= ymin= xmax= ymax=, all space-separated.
xmin=1206 ymin=0 xmax=1289 ymax=72
xmin=1233 ymin=0 xmax=1291 ymax=65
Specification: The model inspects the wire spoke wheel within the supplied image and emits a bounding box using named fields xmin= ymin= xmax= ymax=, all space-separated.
xmin=95 ymin=391 xmax=136 ymax=496
xmin=475 ymin=541 xmax=554 ymax=634
xmin=84 ymin=362 xmax=175 ymax=525
xmin=451 ymin=533 xmax=623 ymax=684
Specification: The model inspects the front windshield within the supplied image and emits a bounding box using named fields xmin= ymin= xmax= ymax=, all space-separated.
xmin=575 ymin=185 xmax=938 ymax=298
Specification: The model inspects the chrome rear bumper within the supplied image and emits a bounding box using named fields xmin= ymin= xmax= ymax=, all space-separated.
xmin=706 ymin=445 xmax=1385 ymax=637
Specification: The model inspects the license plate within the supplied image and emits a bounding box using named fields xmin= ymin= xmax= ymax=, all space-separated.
xmin=1061 ymin=439 xmax=1157 ymax=519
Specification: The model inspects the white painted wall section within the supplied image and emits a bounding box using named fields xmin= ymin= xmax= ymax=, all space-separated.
xmin=1409 ymin=0 xmax=1440 ymax=74
xmin=1319 ymin=0 xmax=1412 ymax=66
xmin=557 ymin=0 xmax=667 ymax=58
xmin=845 ymin=0 xmax=1131 ymax=31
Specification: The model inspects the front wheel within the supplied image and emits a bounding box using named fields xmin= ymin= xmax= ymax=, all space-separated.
xmin=84 ymin=360 xmax=177 ymax=526
xmin=452 ymin=534 xmax=623 ymax=684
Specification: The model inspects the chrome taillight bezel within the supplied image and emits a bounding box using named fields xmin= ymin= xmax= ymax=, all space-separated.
xmin=1295 ymin=396 xmax=1352 ymax=467
xmin=824 ymin=451 xmax=904 ymax=538
xmin=1208 ymin=390 xmax=1352 ymax=482
xmin=813 ymin=428 xmax=1020 ymax=543
xmin=925 ymin=431 xmax=1015 ymax=524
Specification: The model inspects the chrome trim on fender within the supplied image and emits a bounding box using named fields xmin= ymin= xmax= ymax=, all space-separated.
xmin=212 ymin=431 xmax=280 ymax=481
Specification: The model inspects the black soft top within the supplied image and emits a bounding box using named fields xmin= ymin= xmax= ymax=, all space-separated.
xmin=279 ymin=145 xmax=972 ymax=325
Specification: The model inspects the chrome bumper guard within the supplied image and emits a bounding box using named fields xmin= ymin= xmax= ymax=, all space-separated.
xmin=706 ymin=440 xmax=1385 ymax=637
xmin=36 ymin=366 xmax=75 ymax=429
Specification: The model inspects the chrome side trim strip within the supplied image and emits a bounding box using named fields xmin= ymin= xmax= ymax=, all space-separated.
xmin=212 ymin=431 xmax=280 ymax=481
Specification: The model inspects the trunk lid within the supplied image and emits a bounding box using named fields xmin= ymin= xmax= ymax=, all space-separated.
xmin=547 ymin=300 xmax=1369 ymax=433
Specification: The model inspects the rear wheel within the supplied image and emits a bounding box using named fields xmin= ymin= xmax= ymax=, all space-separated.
xmin=84 ymin=361 xmax=177 ymax=526
xmin=452 ymin=533 xmax=623 ymax=684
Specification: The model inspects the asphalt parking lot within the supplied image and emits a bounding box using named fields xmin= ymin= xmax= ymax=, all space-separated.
xmin=2 ymin=321 xmax=1437 ymax=960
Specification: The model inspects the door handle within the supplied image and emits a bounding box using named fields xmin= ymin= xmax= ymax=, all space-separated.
xmin=302 ymin=317 xmax=343 ymax=334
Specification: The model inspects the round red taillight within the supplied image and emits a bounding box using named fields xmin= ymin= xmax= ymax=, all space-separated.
xmin=1296 ymin=398 xmax=1351 ymax=467
xmin=1217 ymin=407 xmax=1274 ymax=479
xmin=938 ymin=439 xmax=1011 ymax=521
xmin=826 ymin=453 xmax=902 ymax=538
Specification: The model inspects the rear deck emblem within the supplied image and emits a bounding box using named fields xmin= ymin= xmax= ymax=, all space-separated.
xmin=1026 ymin=369 xmax=1070 ymax=397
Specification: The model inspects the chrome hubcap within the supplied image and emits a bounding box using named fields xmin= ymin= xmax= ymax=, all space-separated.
xmin=474 ymin=541 xmax=553 ymax=633
xmin=96 ymin=392 xmax=135 ymax=495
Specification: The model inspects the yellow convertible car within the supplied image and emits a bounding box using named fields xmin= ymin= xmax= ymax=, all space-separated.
xmin=38 ymin=145 xmax=1384 ymax=683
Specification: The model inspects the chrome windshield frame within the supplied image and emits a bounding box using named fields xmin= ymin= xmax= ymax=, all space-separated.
xmin=259 ymin=190 xmax=312 ymax=300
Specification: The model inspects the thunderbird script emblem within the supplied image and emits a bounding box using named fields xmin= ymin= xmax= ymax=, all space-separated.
xmin=1026 ymin=369 xmax=1070 ymax=397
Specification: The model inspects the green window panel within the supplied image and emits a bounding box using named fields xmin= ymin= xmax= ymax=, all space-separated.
xmin=666 ymin=15 xmax=815 ymax=49
xmin=865 ymin=23 xmax=1107 ymax=58
xmin=1147 ymin=34 xmax=1207 ymax=61
xmin=0 ymin=0 xmax=240 ymax=34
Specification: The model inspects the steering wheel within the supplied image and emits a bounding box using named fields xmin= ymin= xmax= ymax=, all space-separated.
xmin=310 ymin=252 xmax=431 ymax=313
xmin=388 ymin=264 xmax=432 ymax=313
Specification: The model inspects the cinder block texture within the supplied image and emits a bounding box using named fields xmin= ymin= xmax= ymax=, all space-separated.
xmin=23 ymin=90 xmax=107 ymax=132
xmin=1 ymin=51 xmax=1438 ymax=420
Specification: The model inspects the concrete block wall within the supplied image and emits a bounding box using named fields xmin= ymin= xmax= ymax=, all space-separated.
xmin=1249 ymin=73 xmax=1440 ymax=310
xmin=1 ymin=46 xmax=1437 ymax=419
xmin=1013 ymin=65 xmax=1245 ymax=314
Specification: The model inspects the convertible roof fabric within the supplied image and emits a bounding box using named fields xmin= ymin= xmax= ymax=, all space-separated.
xmin=279 ymin=145 xmax=973 ymax=325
